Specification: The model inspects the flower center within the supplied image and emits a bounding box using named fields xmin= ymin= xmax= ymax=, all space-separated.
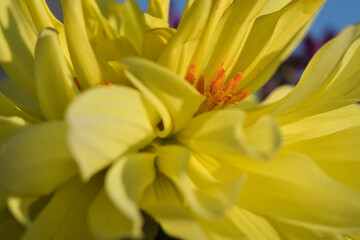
xmin=186 ymin=64 xmax=249 ymax=114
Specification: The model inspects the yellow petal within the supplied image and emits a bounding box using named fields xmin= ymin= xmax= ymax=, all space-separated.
xmin=281 ymin=104 xmax=360 ymax=144
xmin=143 ymin=13 xmax=169 ymax=29
xmin=88 ymin=189 xmax=142 ymax=239
xmin=120 ymin=57 xmax=204 ymax=133
xmin=7 ymin=196 xmax=39 ymax=226
xmin=66 ymin=86 xmax=157 ymax=181
xmin=89 ymin=153 xmax=156 ymax=239
xmin=61 ymin=0 xmax=118 ymax=89
xmin=251 ymin=23 xmax=360 ymax=124
xmin=147 ymin=0 xmax=170 ymax=21
xmin=258 ymin=0 xmax=293 ymax=16
xmin=157 ymin=145 xmax=244 ymax=219
xmin=0 ymin=207 xmax=24 ymax=239
xmin=35 ymin=28 xmax=77 ymax=120
xmin=234 ymin=0 xmax=324 ymax=94
xmin=201 ymin=0 xmax=267 ymax=88
xmin=189 ymin=0 xmax=232 ymax=80
xmin=157 ymin=0 xmax=211 ymax=77
xmin=0 ymin=122 xmax=77 ymax=196
xmin=140 ymin=173 xmax=208 ymax=240
xmin=96 ymin=0 xmax=145 ymax=53
xmin=237 ymin=153 xmax=360 ymax=230
xmin=142 ymin=28 xmax=176 ymax=61
xmin=0 ymin=78 xmax=42 ymax=120
xmin=200 ymin=206 xmax=281 ymax=240
xmin=0 ymin=0 xmax=37 ymax=98
xmin=0 ymin=115 xmax=29 ymax=144
xmin=23 ymin=177 xmax=102 ymax=240
xmin=282 ymin=115 xmax=360 ymax=193
xmin=0 ymin=90 xmax=40 ymax=123
xmin=270 ymin=219 xmax=347 ymax=240
xmin=176 ymin=108 xmax=280 ymax=160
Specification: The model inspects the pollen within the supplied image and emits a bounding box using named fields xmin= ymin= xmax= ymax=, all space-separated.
xmin=100 ymin=80 xmax=113 ymax=87
xmin=186 ymin=65 xmax=249 ymax=114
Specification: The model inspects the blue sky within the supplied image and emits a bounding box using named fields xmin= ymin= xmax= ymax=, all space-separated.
xmin=136 ymin=0 xmax=360 ymax=38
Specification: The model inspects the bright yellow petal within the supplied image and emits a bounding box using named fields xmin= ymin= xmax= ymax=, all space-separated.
xmin=120 ymin=57 xmax=204 ymax=133
xmin=140 ymin=173 xmax=208 ymax=240
xmin=0 ymin=115 xmax=29 ymax=144
xmin=249 ymin=23 xmax=360 ymax=124
xmin=176 ymin=108 xmax=280 ymax=160
xmin=96 ymin=0 xmax=145 ymax=53
xmin=200 ymin=0 xmax=267 ymax=88
xmin=156 ymin=145 xmax=244 ymax=219
xmin=237 ymin=153 xmax=360 ymax=230
xmin=147 ymin=0 xmax=170 ymax=21
xmin=89 ymin=153 xmax=156 ymax=239
xmin=282 ymin=119 xmax=360 ymax=193
xmin=23 ymin=177 xmax=102 ymax=240
xmin=66 ymin=86 xmax=157 ymax=181
xmin=0 ymin=122 xmax=77 ymax=196
xmin=34 ymin=28 xmax=77 ymax=120
xmin=0 ymin=0 xmax=37 ymax=98
xmin=234 ymin=0 xmax=324 ymax=93
xmin=157 ymin=0 xmax=211 ymax=77
xmin=61 ymin=0 xmax=118 ymax=89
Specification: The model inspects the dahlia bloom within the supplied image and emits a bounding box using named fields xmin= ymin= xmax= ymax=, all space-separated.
xmin=0 ymin=0 xmax=360 ymax=239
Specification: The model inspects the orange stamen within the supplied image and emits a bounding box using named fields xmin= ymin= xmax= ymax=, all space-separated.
xmin=185 ymin=64 xmax=196 ymax=85
xmin=100 ymin=80 xmax=113 ymax=87
xmin=185 ymin=64 xmax=248 ymax=114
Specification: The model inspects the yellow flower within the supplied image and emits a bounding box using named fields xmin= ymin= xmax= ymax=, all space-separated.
xmin=1 ymin=0 xmax=360 ymax=239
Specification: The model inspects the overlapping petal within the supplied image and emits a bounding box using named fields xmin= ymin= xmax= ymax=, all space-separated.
xmin=34 ymin=28 xmax=76 ymax=120
xmin=0 ymin=122 xmax=77 ymax=196
xmin=66 ymin=86 xmax=158 ymax=180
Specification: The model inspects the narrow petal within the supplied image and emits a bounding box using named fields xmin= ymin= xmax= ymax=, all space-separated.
xmin=0 ymin=0 xmax=37 ymax=97
xmin=0 ymin=78 xmax=42 ymax=120
xmin=23 ymin=177 xmax=102 ymax=240
xmin=95 ymin=0 xmax=145 ymax=53
xmin=66 ymin=86 xmax=157 ymax=181
xmin=156 ymin=145 xmax=244 ymax=219
xmin=140 ymin=173 xmax=208 ymax=240
xmin=157 ymin=0 xmax=211 ymax=77
xmin=234 ymin=0 xmax=324 ymax=93
xmin=176 ymin=108 xmax=280 ymax=160
xmin=61 ymin=0 xmax=118 ymax=89
xmin=0 ymin=90 xmax=40 ymax=123
xmin=147 ymin=0 xmax=170 ymax=21
xmin=201 ymin=0 xmax=267 ymax=88
xmin=249 ymin=23 xmax=360 ymax=124
xmin=237 ymin=153 xmax=360 ymax=230
xmin=35 ymin=28 xmax=77 ymax=120
xmin=120 ymin=57 xmax=204 ymax=133
xmin=89 ymin=153 xmax=156 ymax=239
xmin=0 ymin=122 xmax=77 ymax=196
